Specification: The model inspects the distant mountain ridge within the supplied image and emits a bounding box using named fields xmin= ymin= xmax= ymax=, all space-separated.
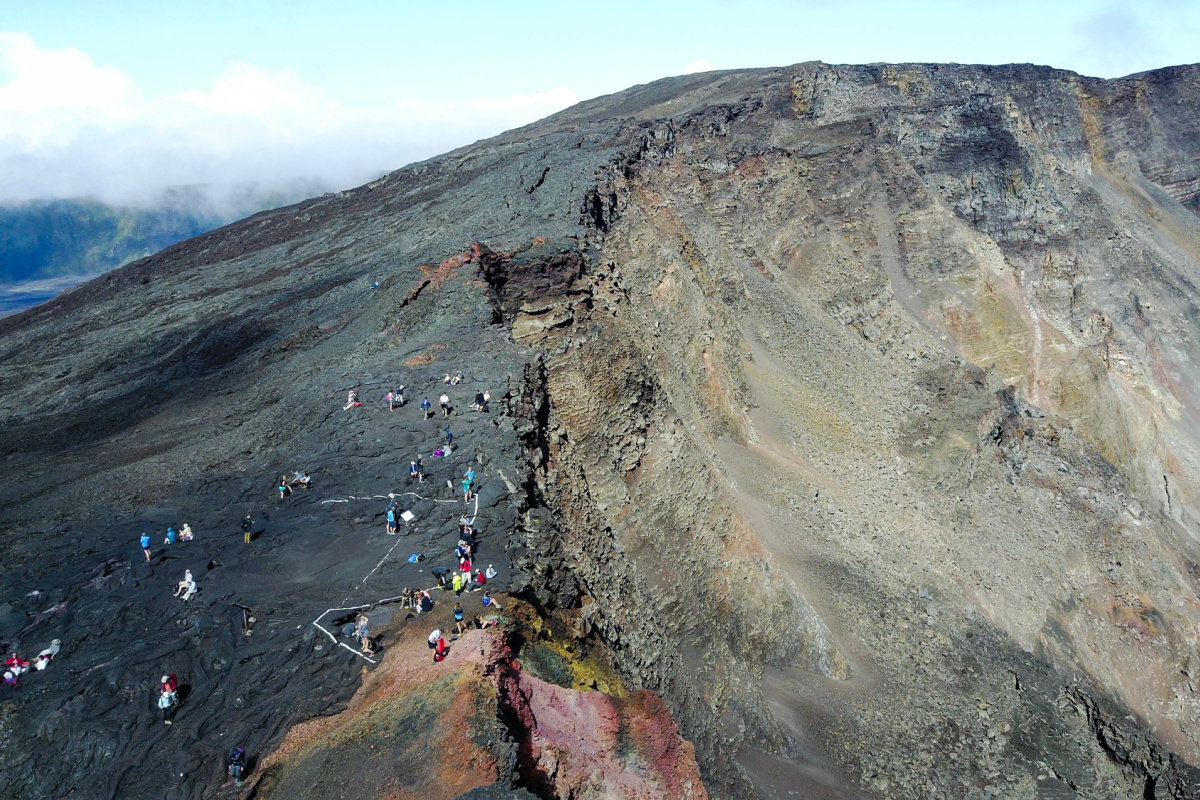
xmin=0 ymin=181 xmax=333 ymax=287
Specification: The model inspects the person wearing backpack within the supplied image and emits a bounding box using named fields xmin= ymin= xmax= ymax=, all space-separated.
xmin=158 ymin=685 xmax=178 ymax=724
xmin=227 ymin=746 xmax=247 ymax=786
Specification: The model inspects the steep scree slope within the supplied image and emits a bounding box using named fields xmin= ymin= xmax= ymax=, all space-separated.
xmin=3 ymin=62 xmax=1200 ymax=799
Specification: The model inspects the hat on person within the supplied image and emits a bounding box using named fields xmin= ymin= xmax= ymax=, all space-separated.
xmin=161 ymin=675 xmax=169 ymax=683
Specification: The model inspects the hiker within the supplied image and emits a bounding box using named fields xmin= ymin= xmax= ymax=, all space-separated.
xmin=462 ymin=467 xmax=476 ymax=501
xmin=454 ymin=540 xmax=468 ymax=562
xmin=453 ymin=370 xmax=464 ymax=385
xmin=431 ymin=566 xmax=450 ymax=589
xmin=242 ymin=513 xmax=253 ymax=544
xmin=485 ymin=564 xmax=497 ymax=580
xmin=343 ymin=390 xmax=361 ymax=410
xmin=427 ymin=628 xmax=443 ymax=649
xmin=440 ymin=393 xmax=451 ymax=418
xmin=473 ymin=569 xmax=486 ymax=590
xmin=482 ymin=390 xmax=491 ymax=410
xmin=291 ymin=472 xmax=312 ymax=489
xmin=5 ymin=652 xmax=29 ymax=676
xmin=472 ymin=391 xmax=485 ymax=411
xmin=418 ymin=590 xmax=434 ymax=612
xmin=386 ymin=508 xmax=397 ymax=534
xmin=409 ymin=460 xmax=423 ymax=483
xmin=161 ymin=673 xmax=178 ymax=694
xmin=227 ymin=747 xmax=248 ymax=787
xmin=165 ymin=527 xmax=177 ymax=545
xmin=421 ymin=397 xmax=433 ymax=419
xmin=396 ymin=385 xmax=406 ymax=406
xmin=385 ymin=389 xmax=397 ymax=410
xmin=482 ymin=591 xmax=503 ymax=610
xmin=442 ymin=373 xmax=452 ymax=385
xmin=278 ymin=476 xmax=292 ymax=499
xmin=173 ymin=570 xmax=197 ymax=601
xmin=444 ymin=426 xmax=454 ymax=449
xmin=357 ymin=614 xmax=372 ymax=653
xmin=179 ymin=523 xmax=194 ymax=542
xmin=479 ymin=615 xmax=500 ymax=629
xmin=400 ymin=587 xmax=416 ymax=608
xmin=140 ymin=533 xmax=152 ymax=561
xmin=461 ymin=527 xmax=475 ymax=549
xmin=158 ymin=686 xmax=178 ymax=724
xmin=433 ymin=635 xmax=448 ymax=663
xmin=459 ymin=514 xmax=470 ymax=535
xmin=453 ymin=602 xmax=468 ymax=636
xmin=33 ymin=640 xmax=60 ymax=671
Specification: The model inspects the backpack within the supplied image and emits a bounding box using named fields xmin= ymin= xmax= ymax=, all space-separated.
xmin=228 ymin=747 xmax=245 ymax=765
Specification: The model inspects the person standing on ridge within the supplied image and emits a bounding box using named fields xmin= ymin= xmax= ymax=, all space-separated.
xmin=410 ymin=460 xmax=423 ymax=483
xmin=242 ymin=513 xmax=253 ymax=544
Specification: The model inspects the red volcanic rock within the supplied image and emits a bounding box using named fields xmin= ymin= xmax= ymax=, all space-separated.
xmin=503 ymin=666 xmax=708 ymax=800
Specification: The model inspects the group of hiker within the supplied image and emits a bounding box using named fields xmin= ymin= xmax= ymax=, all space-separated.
xmin=140 ymin=523 xmax=194 ymax=562
xmin=4 ymin=640 xmax=60 ymax=687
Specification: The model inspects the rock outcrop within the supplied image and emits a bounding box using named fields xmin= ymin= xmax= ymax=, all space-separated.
xmin=4 ymin=61 xmax=1200 ymax=799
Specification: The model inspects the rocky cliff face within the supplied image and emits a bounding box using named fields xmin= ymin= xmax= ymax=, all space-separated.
xmin=3 ymin=62 xmax=1200 ymax=800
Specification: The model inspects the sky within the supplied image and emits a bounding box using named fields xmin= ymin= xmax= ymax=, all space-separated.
xmin=0 ymin=0 xmax=1196 ymax=207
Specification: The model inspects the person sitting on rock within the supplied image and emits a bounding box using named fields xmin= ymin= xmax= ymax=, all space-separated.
xmin=400 ymin=586 xmax=416 ymax=608
xmin=3 ymin=669 xmax=16 ymax=687
xmin=33 ymin=639 xmax=60 ymax=671
xmin=164 ymin=527 xmax=177 ymax=545
xmin=442 ymin=373 xmax=452 ymax=385
xmin=481 ymin=591 xmax=503 ymax=611
xmin=291 ymin=472 xmax=312 ymax=489
xmin=343 ymin=390 xmax=361 ymax=410
xmin=473 ymin=569 xmax=486 ymax=590
xmin=173 ymin=570 xmax=197 ymax=601
xmin=472 ymin=391 xmax=485 ymax=411
xmin=485 ymin=564 xmax=497 ymax=580
xmin=452 ymin=371 xmax=464 ymax=385
xmin=418 ymin=590 xmax=434 ymax=612
xmin=440 ymin=393 xmax=451 ymax=418
xmin=179 ymin=524 xmax=194 ymax=541
xmin=5 ymin=652 xmax=30 ymax=676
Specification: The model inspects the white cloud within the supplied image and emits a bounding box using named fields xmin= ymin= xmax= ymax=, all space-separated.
xmin=684 ymin=59 xmax=716 ymax=74
xmin=0 ymin=33 xmax=579 ymax=206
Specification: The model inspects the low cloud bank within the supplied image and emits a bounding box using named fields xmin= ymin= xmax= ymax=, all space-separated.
xmin=0 ymin=32 xmax=579 ymax=208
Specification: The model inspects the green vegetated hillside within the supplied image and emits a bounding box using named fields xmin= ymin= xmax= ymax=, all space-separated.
xmin=0 ymin=182 xmax=332 ymax=285
xmin=0 ymin=199 xmax=219 ymax=284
